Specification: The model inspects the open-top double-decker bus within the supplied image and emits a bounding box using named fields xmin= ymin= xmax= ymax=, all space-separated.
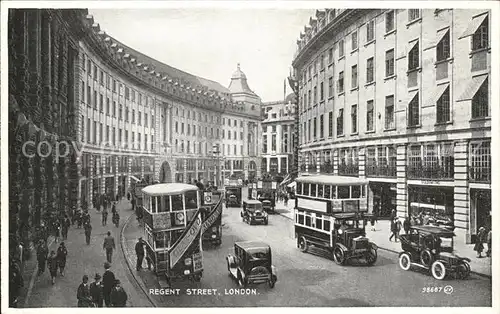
xmin=141 ymin=183 xmax=224 ymax=286
xmin=294 ymin=175 xmax=378 ymax=265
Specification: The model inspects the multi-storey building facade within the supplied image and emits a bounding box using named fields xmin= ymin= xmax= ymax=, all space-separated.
xmin=78 ymin=14 xmax=261 ymax=208
xmin=293 ymin=9 xmax=491 ymax=244
xmin=261 ymin=94 xmax=297 ymax=175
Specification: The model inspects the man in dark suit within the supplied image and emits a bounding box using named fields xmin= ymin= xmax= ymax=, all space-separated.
xmin=103 ymin=231 xmax=116 ymax=263
xmin=90 ymin=273 xmax=104 ymax=307
xmin=135 ymin=237 xmax=145 ymax=271
xmin=102 ymin=262 xmax=116 ymax=307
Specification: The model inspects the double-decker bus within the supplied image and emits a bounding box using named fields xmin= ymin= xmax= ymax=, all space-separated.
xmin=141 ymin=183 xmax=224 ymax=286
xmin=294 ymin=175 xmax=377 ymax=264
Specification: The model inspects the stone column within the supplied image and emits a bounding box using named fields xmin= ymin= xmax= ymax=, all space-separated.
xmin=141 ymin=157 xmax=144 ymax=178
xmin=333 ymin=149 xmax=338 ymax=175
xmin=126 ymin=156 xmax=131 ymax=192
xmin=396 ymin=144 xmax=407 ymax=217
xmin=89 ymin=154 xmax=94 ymax=207
xmin=100 ymin=156 xmax=105 ymax=195
xmin=266 ymin=157 xmax=270 ymax=172
xmin=115 ymin=156 xmax=119 ymax=197
xmin=453 ymin=141 xmax=470 ymax=243
xmin=305 ymin=154 xmax=309 ymax=173
xmin=277 ymin=157 xmax=282 ymax=174
xmin=358 ymin=147 xmax=366 ymax=179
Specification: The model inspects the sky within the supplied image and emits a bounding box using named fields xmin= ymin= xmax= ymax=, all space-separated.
xmin=90 ymin=8 xmax=315 ymax=102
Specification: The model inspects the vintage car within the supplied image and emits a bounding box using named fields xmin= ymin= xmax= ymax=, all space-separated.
xmin=241 ymin=200 xmax=268 ymax=225
xmin=226 ymin=241 xmax=277 ymax=288
xmin=330 ymin=213 xmax=378 ymax=265
xmin=398 ymin=225 xmax=471 ymax=280
xmin=261 ymin=200 xmax=274 ymax=213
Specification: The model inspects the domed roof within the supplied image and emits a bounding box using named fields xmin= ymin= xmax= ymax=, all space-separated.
xmin=231 ymin=63 xmax=247 ymax=80
xmin=285 ymin=93 xmax=297 ymax=103
xmin=228 ymin=63 xmax=257 ymax=96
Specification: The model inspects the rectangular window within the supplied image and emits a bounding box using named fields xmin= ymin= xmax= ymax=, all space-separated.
xmin=87 ymin=118 xmax=90 ymax=142
xmin=100 ymin=71 xmax=104 ymax=85
xmin=408 ymin=93 xmax=420 ymax=127
xmin=99 ymin=94 xmax=103 ymax=112
xmin=125 ymin=87 xmax=129 ymax=100
xmin=328 ymin=77 xmax=333 ymax=97
xmin=106 ymin=125 xmax=109 ymax=141
xmin=93 ymin=121 xmax=97 ymax=143
xmin=472 ymin=17 xmax=489 ymax=50
xmin=106 ymin=98 xmax=110 ymax=115
xmin=308 ymin=90 xmax=312 ymax=106
xmin=366 ymin=57 xmax=374 ymax=83
xmin=386 ymin=10 xmax=395 ymax=33
xmin=328 ymin=48 xmax=333 ymax=63
xmin=366 ymin=100 xmax=374 ymax=131
xmin=138 ymin=112 xmax=142 ymax=126
xmin=437 ymin=31 xmax=450 ymax=61
xmin=87 ymin=86 xmax=91 ymax=106
xmin=337 ymin=109 xmax=344 ymax=136
xmin=434 ymin=87 xmax=450 ymax=125
xmin=320 ymin=53 xmax=324 ymax=69
xmin=81 ymin=115 xmax=84 ymax=141
xmin=112 ymin=127 xmax=116 ymax=145
xmin=93 ymin=91 xmax=97 ymax=109
xmin=118 ymin=129 xmax=122 ymax=144
xmin=338 ymin=39 xmax=344 ymax=57
xmin=132 ymin=110 xmax=135 ymax=123
xmin=408 ymin=41 xmax=419 ymax=70
xmin=263 ymin=134 xmax=267 ymax=153
xmin=351 ymin=104 xmax=358 ymax=133
xmin=385 ymin=49 xmax=395 ymax=77
xmin=87 ymin=60 xmax=92 ymax=73
xmin=351 ymin=65 xmax=358 ymax=89
xmin=470 ymin=141 xmax=491 ymax=182
xmin=81 ymin=81 xmax=85 ymax=103
xmin=366 ymin=20 xmax=375 ymax=42
xmin=145 ymin=113 xmax=149 ymax=127
xmin=313 ymin=86 xmax=317 ymax=103
xmin=112 ymin=80 xmax=116 ymax=93
xmin=328 ymin=111 xmax=333 ymax=137
xmin=320 ymin=114 xmax=324 ymax=139
xmin=119 ymin=104 xmax=123 ymax=120
xmin=408 ymin=9 xmax=420 ymax=22
xmin=82 ymin=55 xmax=86 ymax=72
xmin=338 ymin=71 xmax=344 ymax=93
xmin=320 ymin=82 xmax=324 ymax=101
xmin=313 ymin=117 xmax=317 ymax=139
xmin=106 ymin=74 xmax=110 ymax=89
xmin=472 ymin=78 xmax=489 ymax=118
xmin=351 ymin=31 xmax=358 ymax=50
xmin=385 ymin=95 xmax=395 ymax=129
xmin=113 ymin=101 xmax=116 ymax=117
xmin=93 ymin=65 xmax=97 ymax=81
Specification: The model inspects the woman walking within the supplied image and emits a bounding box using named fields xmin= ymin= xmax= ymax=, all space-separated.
xmin=36 ymin=240 xmax=48 ymax=276
xmin=47 ymin=250 xmax=59 ymax=285
xmin=474 ymin=226 xmax=487 ymax=258
xmin=56 ymin=242 xmax=68 ymax=276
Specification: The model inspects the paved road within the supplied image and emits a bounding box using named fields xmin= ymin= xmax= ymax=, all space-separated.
xmin=123 ymin=203 xmax=492 ymax=307
xmin=24 ymin=200 xmax=152 ymax=307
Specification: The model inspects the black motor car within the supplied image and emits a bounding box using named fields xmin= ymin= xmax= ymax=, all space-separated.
xmin=241 ymin=200 xmax=268 ymax=225
xmin=226 ymin=241 xmax=277 ymax=288
xmin=398 ymin=225 xmax=471 ymax=280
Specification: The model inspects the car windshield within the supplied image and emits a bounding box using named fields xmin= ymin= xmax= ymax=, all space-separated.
xmin=437 ymin=236 xmax=453 ymax=249
xmin=247 ymin=248 xmax=269 ymax=261
xmin=247 ymin=204 xmax=262 ymax=212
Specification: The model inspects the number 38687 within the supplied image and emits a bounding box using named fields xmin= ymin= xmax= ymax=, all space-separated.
xmin=422 ymin=287 xmax=443 ymax=293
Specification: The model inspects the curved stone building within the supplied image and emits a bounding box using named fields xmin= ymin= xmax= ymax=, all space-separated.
xmin=292 ymin=9 xmax=491 ymax=244
xmin=78 ymin=13 xmax=261 ymax=208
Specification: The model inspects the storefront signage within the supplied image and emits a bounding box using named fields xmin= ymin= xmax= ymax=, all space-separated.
xmin=153 ymin=212 xmax=172 ymax=229
xmin=169 ymin=212 xmax=202 ymax=268
xmin=331 ymin=200 xmax=342 ymax=212
xmin=272 ymin=182 xmax=277 ymax=189
xmin=257 ymin=181 xmax=263 ymax=189
xmin=298 ymin=198 xmax=327 ymax=213
xmin=252 ymin=190 xmax=257 ymax=199
xmin=201 ymin=201 xmax=223 ymax=233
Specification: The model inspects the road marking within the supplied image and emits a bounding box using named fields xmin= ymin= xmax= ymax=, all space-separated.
xmin=24 ymin=237 xmax=55 ymax=307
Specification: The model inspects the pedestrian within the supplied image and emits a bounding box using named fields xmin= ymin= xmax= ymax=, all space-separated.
xmin=113 ymin=211 xmax=120 ymax=228
xmin=103 ymin=231 xmax=116 ymax=263
xmin=77 ymin=275 xmax=93 ymax=307
xmin=474 ymin=226 xmax=486 ymax=258
xmin=135 ymin=237 xmax=145 ymax=271
xmin=56 ymin=242 xmax=68 ymax=276
xmin=389 ymin=218 xmax=398 ymax=242
xmin=370 ymin=212 xmax=376 ymax=231
xmin=102 ymin=207 xmax=108 ymax=226
xmin=127 ymin=192 xmax=131 ymax=201
xmin=84 ymin=220 xmax=92 ymax=245
xmin=90 ymin=273 xmax=104 ymax=307
xmin=110 ymin=279 xmax=128 ymax=307
xmin=83 ymin=211 xmax=91 ymax=225
xmin=47 ymin=250 xmax=58 ymax=285
xmin=103 ymin=197 xmax=108 ymax=212
xmin=396 ymin=218 xmax=402 ymax=241
xmin=9 ymin=259 xmax=23 ymax=307
xmin=61 ymin=215 xmax=71 ymax=240
xmin=111 ymin=202 xmax=117 ymax=215
xmin=36 ymin=240 xmax=48 ymax=276
xmin=284 ymin=194 xmax=289 ymax=207
xmin=77 ymin=210 xmax=83 ymax=228
xmin=52 ymin=219 xmax=61 ymax=243
xmin=390 ymin=209 xmax=396 ymax=220
xmin=403 ymin=216 xmax=411 ymax=234
xmin=131 ymin=198 xmax=136 ymax=212
xmin=102 ymin=262 xmax=116 ymax=307
xmin=486 ymin=228 xmax=492 ymax=257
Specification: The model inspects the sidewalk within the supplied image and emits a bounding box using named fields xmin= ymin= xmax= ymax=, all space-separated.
xmin=19 ymin=199 xmax=151 ymax=307
xmin=274 ymin=202 xmax=492 ymax=278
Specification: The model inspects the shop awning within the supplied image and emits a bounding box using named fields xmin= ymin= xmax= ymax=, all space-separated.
xmin=396 ymin=39 xmax=419 ymax=60
xmin=424 ymin=28 xmax=449 ymax=50
xmin=457 ymin=74 xmax=488 ymax=101
xmin=424 ymin=83 xmax=449 ymax=108
xmin=459 ymin=13 xmax=488 ymax=39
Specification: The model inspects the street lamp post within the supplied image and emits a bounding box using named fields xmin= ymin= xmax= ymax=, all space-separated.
xmin=212 ymin=144 xmax=222 ymax=188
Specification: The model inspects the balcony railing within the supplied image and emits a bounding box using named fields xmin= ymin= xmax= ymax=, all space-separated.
xmin=407 ymin=163 xmax=454 ymax=180
xmin=338 ymin=163 xmax=359 ymax=176
xmin=470 ymin=167 xmax=491 ymax=183
xmin=319 ymin=162 xmax=334 ymax=174
xmin=365 ymin=163 xmax=396 ymax=178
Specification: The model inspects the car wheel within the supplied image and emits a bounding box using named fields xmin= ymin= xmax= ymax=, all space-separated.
xmin=456 ymin=261 xmax=471 ymax=279
xmin=298 ymin=236 xmax=308 ymax=253
xmin=431 ymin=261 xmax=446 ymax=280
xmin=237 ymin=273 xmax=246 ymax=287
xmin=264 ymin=219 xmax=268 ymax=225
xmin=333 ymin=246 xmax=345 ymax=265
xmin=399 ymin=253 xmax=411 ymax=271
xmin=420 ymin=249 xmax=434 ymax=267
xmin=365 ymin=248 xmax=377 ymax=265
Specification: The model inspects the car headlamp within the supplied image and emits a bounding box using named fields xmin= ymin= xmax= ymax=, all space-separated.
xmin=184 ymin=258 xmax=192 ymax=266
xmin=338 ymin=229 xmax=343 ymax=235
xmin=431 ymin=249 xmax=437 ymax=254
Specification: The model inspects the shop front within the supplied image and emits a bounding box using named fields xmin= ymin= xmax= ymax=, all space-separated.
xmin=470 ymin=188 xmax=491 ymax=242
xmin=407 ymin=186 xmax=454 ymax=229
xmin=369 ymin=182 xmax=396 ymax=218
